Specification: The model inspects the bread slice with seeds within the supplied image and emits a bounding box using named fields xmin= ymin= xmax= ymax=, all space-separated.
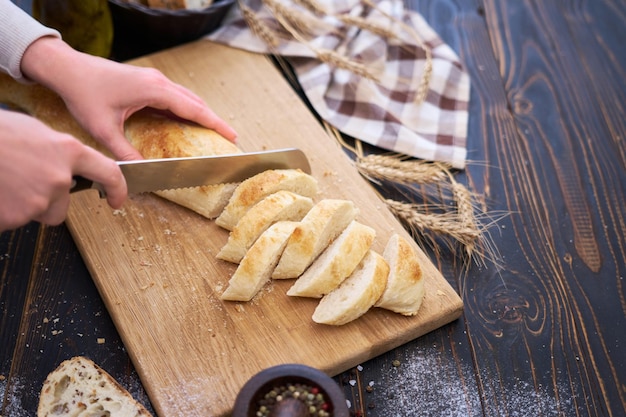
xmin=37 ymin=356 xmax=153 ymax=417
xmin=217 ymin=191 xmax=313 ymax=263
xmin=287 ymin=220 xmax=375 ymax=298
xmin=312 ymin=250 xmax=389 ymax=326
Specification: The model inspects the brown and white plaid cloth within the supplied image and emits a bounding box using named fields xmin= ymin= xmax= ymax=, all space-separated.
xmin=207 ymin=0 xmax=470 ymax=169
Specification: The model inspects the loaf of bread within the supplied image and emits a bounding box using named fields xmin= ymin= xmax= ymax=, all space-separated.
xmin=312 ymin=250 xmax=389 ymax=325
xmin=217 ymin=190 xmax=313 ymax=263
xmin=221 ymin=221 xmax=298 ymax=301
xmin=287 ymin=220 xmax=375 ymax=298
xmin=272 ymin=199 xmax=359 ymax=279
xmin=375 ymin=234 xmax=425 ymax=315
xmin=215 ymin=169 xmax=319 ymax=230
xmin=0 ymin=73 xmax=239 ymax=220
xmin=37 ymin=356 xmax=153 ymax=417
xmin=125 ymin=109 xmax=242 ymax=219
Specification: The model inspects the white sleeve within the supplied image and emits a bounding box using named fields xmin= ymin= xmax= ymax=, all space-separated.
xmin=0 ymin=1 xmax=60 ymax=83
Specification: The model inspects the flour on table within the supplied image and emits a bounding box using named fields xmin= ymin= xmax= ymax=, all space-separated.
xmin=366 ymin=346 xmax=578 ymax=416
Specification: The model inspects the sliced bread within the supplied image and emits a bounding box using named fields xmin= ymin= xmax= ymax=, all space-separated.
xmin=374 ymin=234 xmax=425 ymax=315
xmin=37 ymin=356 xmax=153 ymax=417
xmin=312 ymin=250 xmax=389 ymax=326
xmin=215 ymin=169 xmax=318 ymax=230
xmin=217 ymin=190 xmax=313 ymax=263
xmin=221 ymin=221 xmax=298 ymax=301
xmin=287 ymin=220 xmax=375 ymax=298
xmin=272 ymin=199 xmax=359 ymax=279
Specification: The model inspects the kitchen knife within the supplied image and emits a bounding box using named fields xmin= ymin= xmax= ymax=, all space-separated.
xmin=71 ymin=148 xmax=311 ymax=197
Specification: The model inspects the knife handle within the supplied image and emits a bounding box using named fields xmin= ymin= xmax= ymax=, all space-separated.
xmin=71 ymin=176 xmax=106 ymax=198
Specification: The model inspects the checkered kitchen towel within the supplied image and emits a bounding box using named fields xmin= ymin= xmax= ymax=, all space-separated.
xmin=208 ymin=0 xmax=470 ymax=169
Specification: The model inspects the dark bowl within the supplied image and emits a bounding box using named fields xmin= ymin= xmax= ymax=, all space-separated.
xmin=108 ymin=0 xmax=235 ymax=60
xmin=232 ymin=364 xmax=350 ymax=417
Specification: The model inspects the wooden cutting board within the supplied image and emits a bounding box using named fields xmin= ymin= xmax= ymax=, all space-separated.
xmin=66 ymin=40 xmax=463 ymax=417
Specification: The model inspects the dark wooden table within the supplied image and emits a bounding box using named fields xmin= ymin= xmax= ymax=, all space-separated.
xmin=2 ymin=0 xmax=625 ymax=416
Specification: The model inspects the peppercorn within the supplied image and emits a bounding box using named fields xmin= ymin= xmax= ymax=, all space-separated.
xmin=255 ymin=383 xmax=331 ymax=417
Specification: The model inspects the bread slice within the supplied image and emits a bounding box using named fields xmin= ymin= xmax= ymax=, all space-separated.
xmin=217 ymin=190 xmax=313 ymax=263
xmin=375 ymin=234 xmax=425 ymax=315
xmin=37 ymin=356 xmax=153 ymax=417
xmin=272 ymin=199 xmax=359 ymax=279
xmin=287 ymin=221 xmax=375 ymax=298
xmin=221 ymin=221 xmax=298 ymax=301
xmin=215 ymin=169 xmax=318 ymax=230
xmin=312 ymin=250 xmax=389 ymax=325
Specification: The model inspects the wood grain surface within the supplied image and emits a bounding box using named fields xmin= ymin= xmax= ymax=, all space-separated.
xmin=64 ymin=41 xmax=462 ymax=417
xmin=1 ymin=0 xmax=624 ymax=416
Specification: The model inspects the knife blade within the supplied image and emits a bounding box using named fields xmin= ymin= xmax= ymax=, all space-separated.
xmin=71 ymin=148 xmax=311 ymax=196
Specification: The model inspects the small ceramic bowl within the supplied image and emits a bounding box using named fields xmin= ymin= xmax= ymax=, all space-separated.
xmin=108 ymin=0 xmax=235 ymax=59
xmin=232 ymin=364 xmax=350 ymax=417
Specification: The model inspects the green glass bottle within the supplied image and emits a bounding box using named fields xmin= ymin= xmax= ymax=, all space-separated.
xmin=32 ymin=0 xmax=113 ymax=58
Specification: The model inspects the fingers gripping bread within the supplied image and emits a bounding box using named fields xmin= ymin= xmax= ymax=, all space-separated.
xmin=0 ymin=74 xmax=241 ymax=220
xmin=375 ymin=234 xmax=425 ymax=315
xmin=221 ymin=221 xmax=298 ymax=301
xmin=312 ymin=251 xmax=389 ymax=326
xmin=37 ymin=356 xmax=153 ymax=417
xmin=217 ymin=190 xmax=313 ymax=263
xmin=215 ymin=169 xmax=319 ymax=230
xmin=272 ymin=199 xmax=360 ymax=279
xmin=287 ymin=221 xmax=375 ymax=298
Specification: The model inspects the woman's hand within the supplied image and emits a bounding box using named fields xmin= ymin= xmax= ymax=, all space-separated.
xmin=20 ymin=36 xmax=238 ymax=161
xmin=0 ymin=109 xmax=126 ymax=232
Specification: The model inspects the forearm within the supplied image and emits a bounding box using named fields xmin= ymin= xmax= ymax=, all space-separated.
xmin=0 ymin=1 xmax=60 ymax=82
xmin=20 ymin=35 xmax=89 ymax=95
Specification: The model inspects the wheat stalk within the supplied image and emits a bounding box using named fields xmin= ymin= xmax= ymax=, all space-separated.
xmin=239 ymin=1 xmax=281 ymax=48
xmin=336 ymin=14 xmax=398 ymax=39
xmin=360 ymin=0 xmax=432 ymax=105
xmin=356 ymin=154 xmax=450 ymax=185
xmin=312 ymin=47 xmax=380 ymax=81
xmin=290 ymin=0 xmax=328 ymax=15
xmin=261 ymin=0 xmax=330 ymax=37
xmin=385 ymin=199 xmax=480 ymax=245
xmin=450 ymin=180 xmax=479 ymax=257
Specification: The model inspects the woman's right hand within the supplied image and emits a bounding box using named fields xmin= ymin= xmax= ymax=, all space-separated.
xmin=0 ymin=109 xmax=127 ymax=232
